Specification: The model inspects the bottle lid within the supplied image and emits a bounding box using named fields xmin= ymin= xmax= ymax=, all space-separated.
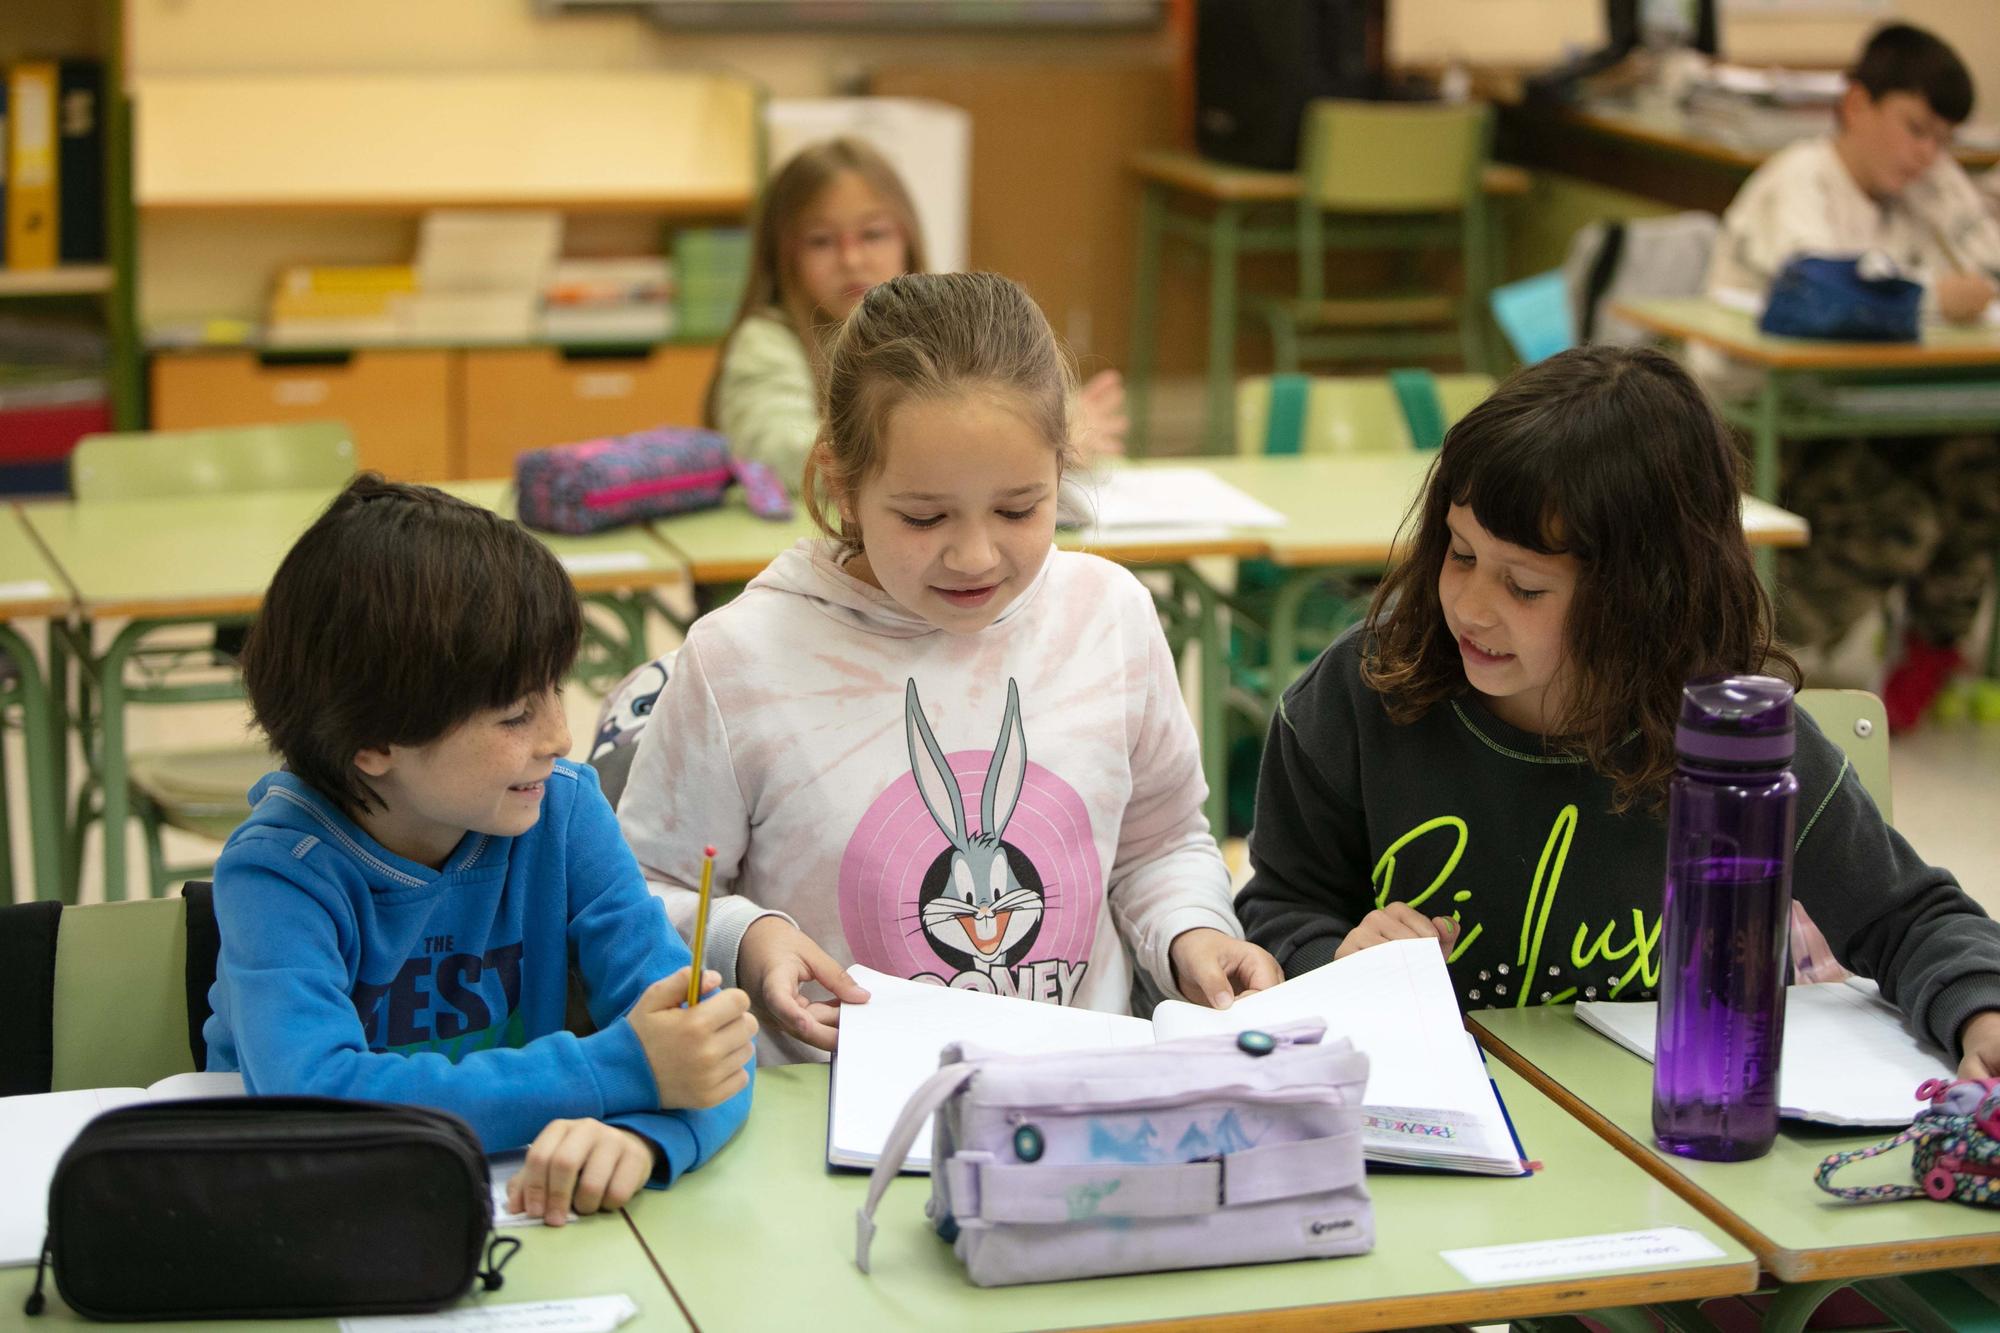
xmin=1675 ymin=675 xmax=1794 ymax=769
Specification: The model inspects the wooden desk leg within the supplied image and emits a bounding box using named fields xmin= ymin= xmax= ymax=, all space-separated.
xmin=1204 ymin=201 xmax=1244 ymax=454
xmin=1127 ymin=181 xmax=1167 ymax=458
xmin=1752 ymin=376 xmax=1782 ymax=588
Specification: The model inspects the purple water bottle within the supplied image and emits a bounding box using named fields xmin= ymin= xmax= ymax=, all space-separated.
xmin=1652 ymin=675 xmax=1798 ymax=1161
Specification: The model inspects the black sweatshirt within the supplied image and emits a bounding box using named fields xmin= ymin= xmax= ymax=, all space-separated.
xmin=1237 ymin=627 xmax=2000 ymax=1057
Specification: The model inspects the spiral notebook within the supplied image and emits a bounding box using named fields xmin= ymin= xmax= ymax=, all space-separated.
xmin=829 ymin=938 xmax=1527 ymax=1177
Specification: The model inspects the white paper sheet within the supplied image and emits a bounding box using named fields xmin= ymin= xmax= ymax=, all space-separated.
xmin=340 ymin=1295 xmax=639 ymax=1333
xmin=1575 ymin=978 xmax=1952 ymax=1127
xmin=1441 ymin=1226 xmax=1725 ymax=1284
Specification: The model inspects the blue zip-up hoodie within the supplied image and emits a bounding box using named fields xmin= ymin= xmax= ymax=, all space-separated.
xmin=204 ymin=759 xmax=749 ymax=1184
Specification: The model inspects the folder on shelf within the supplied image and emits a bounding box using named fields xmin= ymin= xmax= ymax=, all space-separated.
xmin=6 ymin=62 xmax=58 ymax=270
xmin=56 ymin=60 xmax=106 ymax=265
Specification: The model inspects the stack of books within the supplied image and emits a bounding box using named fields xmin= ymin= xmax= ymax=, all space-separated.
xmin=263 ymin=266 xmax=417 ymax=347
xmin=1681 ymin=63 xmax=1842 ymax=153
xmin=673 ymin=227 xmax=751 ymax=339
xmin=538 ymin=257 xmax=676 ymax=344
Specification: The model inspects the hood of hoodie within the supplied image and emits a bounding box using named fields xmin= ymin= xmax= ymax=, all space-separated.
xmin=742 ymin=538 xmax=1055 ymax=640
xmin=237 ymin=769 xmax=507 ymax=890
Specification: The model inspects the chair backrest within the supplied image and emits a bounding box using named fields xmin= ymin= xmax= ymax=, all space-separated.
xmin=1300 ymin=99 xmax=1492 ymax=214
xmin=51 ymin=897 xmax=201 ymax=1091
xmin=1490 ymin=269 xmax=1575 ymax=365
xmin=1236 ymin=372 xmax=1495 ymax=457
xmin=1796 ymin=688 xmax=1892 ymax=823
xmin=70 ymin=420 xmax=358 ymax=501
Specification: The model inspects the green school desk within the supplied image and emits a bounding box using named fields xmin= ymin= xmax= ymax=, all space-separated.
xmin=1184 ymin=453 xmax=1809 ymax=715
xmin=621 ymin=1061 xmax=1755 ymax=1332
xmin=1473 ymin=1005 xmax=2000 ymax=1330
xmin=1122 ymin=150 xmax=1533 ymax=455
xmin=0 ymin=1207 xmax=691 ymax=1330
xmin=1612 ymin=296 xmax=2000 ymax=620
xmin=0 ymin=507 xmax=77 ymax=903
xmin=17 ymin=483 xmax=687 ymax=901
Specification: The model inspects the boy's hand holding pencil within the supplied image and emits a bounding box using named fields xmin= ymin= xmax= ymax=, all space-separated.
xmin=628 ymin=969 xmax=756 ymax=1109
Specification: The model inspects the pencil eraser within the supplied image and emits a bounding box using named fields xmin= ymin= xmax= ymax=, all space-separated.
xmin=704 ymin=844 xmax=717 ymax=858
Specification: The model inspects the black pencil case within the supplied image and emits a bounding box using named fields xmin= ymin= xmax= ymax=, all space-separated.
xmin=26 ymin=1096 xmax=518 ymax=1322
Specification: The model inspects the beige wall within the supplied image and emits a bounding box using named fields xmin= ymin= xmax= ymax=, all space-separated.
xmin=124 ymin=0 xmax=1172 ymax=94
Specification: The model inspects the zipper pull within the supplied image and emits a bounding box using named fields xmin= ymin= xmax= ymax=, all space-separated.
xmin=24 ymin=1234 xmax=50 ymax=1315
xmin=478 ymin=1235 xmax=522 ymax=1292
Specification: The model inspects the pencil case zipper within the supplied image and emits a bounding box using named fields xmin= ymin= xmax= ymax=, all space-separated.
xmin=583 ymin=466 xmax=732 ymax=509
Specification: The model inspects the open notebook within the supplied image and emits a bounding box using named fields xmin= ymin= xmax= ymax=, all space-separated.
xmin=830 ymin=937 xmax=1525 ymax=1177
xmin=1576 ymin=977 xmax=1953 ymax=1128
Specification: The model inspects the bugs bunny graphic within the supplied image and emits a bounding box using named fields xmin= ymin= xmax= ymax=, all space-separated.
xmin=906 ymin=677 xmax=1046 ymax=977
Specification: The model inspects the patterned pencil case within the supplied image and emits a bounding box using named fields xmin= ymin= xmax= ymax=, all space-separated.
xmin=517 ymin=427 xmax=792 ymax=535
xmin=1816 ymin=1077 xmax=2000 ymax=1206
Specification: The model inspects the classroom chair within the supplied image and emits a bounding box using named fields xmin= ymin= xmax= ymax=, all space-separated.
xmin=1796 ymin=687 xmax=1891 ymax=823
xmin=0 ymin=887 xmax=216 ymax=1096
xmin=1252 ymin=99 xmax=1494 ymax=377
xmin=66 ymin=422 xmax=357 ymax=899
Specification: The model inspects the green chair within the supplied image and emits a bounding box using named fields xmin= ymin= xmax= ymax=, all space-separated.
xmin=1236 ymin=370 xmax=1496 ymax=457
xmin=1796 ymin=687 xmax=1891 ymax=823
xmin=1254 ymin=99 xmax=1495 ymax=376
xmin=67 ymin=422 xmax=356 ymax=898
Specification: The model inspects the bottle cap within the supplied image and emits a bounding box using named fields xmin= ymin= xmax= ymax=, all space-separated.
xmin=1675 ymin=675 xmax=1794 ymax=770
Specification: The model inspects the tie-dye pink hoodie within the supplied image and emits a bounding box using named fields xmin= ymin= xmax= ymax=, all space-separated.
xmin=617 ymin=538 xmax=1242 ymax=1066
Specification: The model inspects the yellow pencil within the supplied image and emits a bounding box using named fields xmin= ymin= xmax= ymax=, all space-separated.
xmin=686 ymin=844 xmax=716 ymax=1007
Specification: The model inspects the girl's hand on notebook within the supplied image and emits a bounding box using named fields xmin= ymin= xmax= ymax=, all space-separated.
xmin=737 ymin=916 xmax=872 ymax=1052
xmin=1168 ymin=928 xmax=1283 ymax=1009
xmin=507 ymin=1119 xmax=653 ymax=1225
xmin=1957 ymin=1010 xmax=2000 ymax=1078
xmin=627 ymin=967 xmax=757 ymax=1108
xmin=1335 ymin=904 xmax=1459 ymax=962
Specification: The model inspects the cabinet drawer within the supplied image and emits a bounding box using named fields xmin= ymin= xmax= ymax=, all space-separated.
xmin=458 ymin=344 xmax=718 ymax=479
xmin=150 ymin=350 xmax=455 ymax=482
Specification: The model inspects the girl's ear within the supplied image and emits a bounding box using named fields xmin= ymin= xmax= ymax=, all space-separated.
xmin=352 ymin=746 xmax=395 ymax=779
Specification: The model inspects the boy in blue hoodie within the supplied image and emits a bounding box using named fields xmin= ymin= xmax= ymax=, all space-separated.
xmin=204 ymin=475 xmax=755 ymax=1225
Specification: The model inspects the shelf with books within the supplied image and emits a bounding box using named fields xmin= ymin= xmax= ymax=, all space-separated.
xmin=0 ymin=266 xmax=114 ymax=298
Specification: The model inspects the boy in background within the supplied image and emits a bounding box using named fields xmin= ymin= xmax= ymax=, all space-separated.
xmin=1701 ymin=23 xmax=2000 ymax=727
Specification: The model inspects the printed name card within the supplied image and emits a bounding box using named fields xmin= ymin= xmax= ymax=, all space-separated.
xmin=558 ymin=551 xmax=651 ymax=576
xmin=341 ymin=1295 xmax=639 ymax=1333
xmin=1440 ymin=1226 xmax=1725 ymax=1284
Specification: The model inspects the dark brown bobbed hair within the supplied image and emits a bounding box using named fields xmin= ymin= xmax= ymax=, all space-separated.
xmin=1851 ymin=23 xmax=1974 ymax=125
xmin=241 ymin=474 xmax=584 ymax=816
xmin=1362 ymin=345 xmax=1798 ymax=812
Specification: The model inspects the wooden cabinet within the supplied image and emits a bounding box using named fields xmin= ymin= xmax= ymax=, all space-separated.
xmin=457 ymin=344 xmax=719 ymax=478
xmin=150 ymin=349 xmax=455 ymax=482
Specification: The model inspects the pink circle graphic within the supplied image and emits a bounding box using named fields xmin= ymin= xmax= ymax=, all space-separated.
xmin=839 ymin=752 xmax=1102 ymax=992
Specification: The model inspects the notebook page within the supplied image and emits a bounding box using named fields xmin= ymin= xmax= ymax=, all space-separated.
xmin=1150 ymin=939 xmax=1517 ymax=1169
xmin=1575 ymin=978 xmax=1952 ymax=1127
xmin=1070 ymin=467 xmax=1286 ymax=530
xmin=0 ymin=1088 xmax=150 ymax=1266
xmin=829 ymin=967 xmax=1153 ymax=1170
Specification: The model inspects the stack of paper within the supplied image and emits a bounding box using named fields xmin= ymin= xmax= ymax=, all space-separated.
xmin=1575 ymin=978 xmax=1953 ymax=1127
xmin=830 ymin=938 xmax=1524 ymax=1177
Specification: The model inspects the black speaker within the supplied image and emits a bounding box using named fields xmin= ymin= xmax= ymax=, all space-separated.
xmin=1194 ymin=0 xmax=1383 ymax=170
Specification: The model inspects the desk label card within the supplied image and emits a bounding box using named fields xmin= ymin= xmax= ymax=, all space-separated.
xmin=1440 ymin=1226 xmax=1725 ymax=1284
xmin=559 ymin=551 xmax=650 ymax=576
xmin=340 ymin=1294 xmax=639 ymax=1333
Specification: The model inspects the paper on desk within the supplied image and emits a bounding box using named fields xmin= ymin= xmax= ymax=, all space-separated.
xmin=558 ymin=551 xmax=650 ymax=576
xmin=1575 ymin=978 xmax=1953 ymax=1127
xmin=339 ymin=1294 xmax=639 ymax=1333
xmin=487 ymin=1151 xmax=579 ymax=1228
xmin=0 ymin=580 xmax=53 ymax=601
xmin=1441 ymin=1226 xmax=1724 ymax=1285
xmin=1069 ymin=467 xmax=1286 ymax=530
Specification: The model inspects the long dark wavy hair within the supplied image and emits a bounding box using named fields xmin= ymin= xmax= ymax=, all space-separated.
xmin=1361 ymin=345 xmax=1798 ymax=812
